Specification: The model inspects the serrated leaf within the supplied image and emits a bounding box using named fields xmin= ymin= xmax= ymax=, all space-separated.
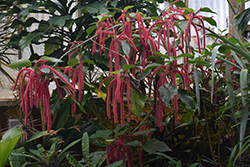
xmin=90 ymin=130 xmax=112 ymax=139
xmin=202 ymin=17 xmax=217 ymax=26
xmin=9 ymin=59 xmax=32 ymax=69
xmin=143 ymin=139 xmax=171 ymax=154
xmin=19 ymin=32 xmax=41 ymax=50
xmin=130 ymin=89 xmax=145 ymax=117
xmin=159 ymin=84 xmax=177 ymax=107
xmin=121 ymin=40 xmax=130 ymax=56
xmin=178 ymin=89 xmax=196 ymax=110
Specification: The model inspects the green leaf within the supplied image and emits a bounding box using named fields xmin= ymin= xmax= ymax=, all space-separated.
xmin=123 ymin=5 xmax=134 ymax=11
xmin=9 ymin=59 xmax=32 ymax=69
xmin=144 ymin=63 xmax=161 ymax=71
xmin=48 ymin=15 xmax=71 ymax=27
xmin=121 ymin=40 xmax=131 ymax=56
xmin=106 ymin=160 xmax=123 ymax=167
xmin=194 ymin=64 xmax=200 ymax=114
xmin=211 ymin=45 xmax=220 ymax=103
xmin=143 ymin=139 xmax=171 ymax=154
xmin=26 ymin=130 xmax=53 ymax=143
xmin=202 ymin=17 xmax=217 ymax=26
xmin=110 ymin=0 xmax=118 ymax=7
xmin=132 ymin=128 xmax=156 ymax=135
xmin=130 ymin=89 xmax=145 ymax=117
xmin=239 ymin=69 xmax=249 ymax=149
xmin=175 ymin=1 xmax=186 ymax=7
xmin=66 ymin=154 xmax=82 ymax=167
xmin=19 ymin=32 xmax=41 ymax=50
xmin=86 ymin=25 xmax=97 ymax=36
xmin=86 ymin=1 xmax=109 ymax=14
xmin=122 ymin=64 xmax=136 ymax=71
xmin=123 ymin=140 xmax=142 ymax=147
xmin=53 ymin=98 xmax=71 ymax=130
xmin=40 ymin=56 xmax=63 ymax=63
xmin=60 ymin=139 xmax=81 ymax=157
xmin=159 ymin=84 xmax=177 ymax=107
xmin=226 ymin=64 xmax=237 ymax=125
xmin=136 ymin=71 xmax=151 ymax=80
xmin=0 ymin=128 xmax=23 ymax=167
xmin=199 ymin=7 xmax=216 ymax=14
xmin=45 ymin=38 xmax=61 ymax=55
xmin=178 ymin=89 xmax=196 ymax=110
xmin=90 ymin=130 xmax=112 ymax=139
xmin=82 ymin=132 xmax=89 ymax=158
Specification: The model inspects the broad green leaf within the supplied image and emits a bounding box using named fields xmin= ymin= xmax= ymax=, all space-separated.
xmin=175 ymin=1 xmax=186 ymax=7
xmin=178 ymin=89 xmax=196 ymax=110
xmin=110 ymin=0 xmax=118 ymax=7
xmin=86 ymin=25 xmax=97 ymax=36
xmin=123 ymin=140 xmax=142 ymax=147
xmin=82 ymin=132 xmax=89 ymax=158
xmin=136 ymin=71 xmax=150 ymax=80
xmin=86 ymin=1 xmax=109 ymax=14
xmin=202 ymin=17 xmax=217 ymax=26
xmin=45 ymin=38 xmax=61 ymax=55
xmin=121 ymin=40 xmax=131 ymax=56
xmin=130 ymin=89 xmax=145 ymax=117
xmin=90 ymin=130 xmax=112 ymax=139
xmin=199 ymin=7 xmax=216 ymax=14
xmin=239 ymin=69 xmax=249 ymax=149
xmin=27 ymin=130 xmax=53 ymax=143
xmin=19 ymin=32 xmax=41 ymax=50
xmin=122 ymin=64 xmax=136 ymax=71
xmin=143 ymin=138 xmax=171 ymax=154
xmin=53 ymin=98 xmax=71 ymax=130
xmin=0 ymin=128 xmax=23 ymax=167
xmin=48 ymin=15 xmax=71 ymax=27
xmin=9 ymin=59 xmax=32 ymax=69
xmin=159 ymin=84 xmax=177 ymax=107
xmin=177 ymin=19 xmax=189 ymax=33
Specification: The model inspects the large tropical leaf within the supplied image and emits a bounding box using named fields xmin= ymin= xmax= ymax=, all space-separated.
xmin=0 ymin=128 xmax=23 ymax=167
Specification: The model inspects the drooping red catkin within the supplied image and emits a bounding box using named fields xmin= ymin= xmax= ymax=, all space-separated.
xmin=107 ymin=79 xmax=116 ymax=119
xmin=113 ymin=82 xmax=118 ymax=123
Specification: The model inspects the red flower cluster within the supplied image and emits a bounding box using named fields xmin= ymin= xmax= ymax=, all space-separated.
xmin=92 ymin=6 xmax=208 ymax=129
xmin=13 ymin=43 xmax=84 ymax=133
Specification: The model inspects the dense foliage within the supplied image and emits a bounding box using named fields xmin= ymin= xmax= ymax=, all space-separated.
xmin=1 ymin=0 xmax=250 ymax=166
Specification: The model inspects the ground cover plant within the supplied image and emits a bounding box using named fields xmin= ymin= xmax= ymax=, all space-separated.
xmin=1 ymin=0 xmax=250 ymax=166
